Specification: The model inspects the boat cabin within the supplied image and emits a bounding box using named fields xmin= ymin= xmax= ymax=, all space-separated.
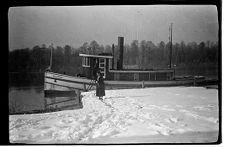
xmin=79 ymin=37 xmax=175 ymax=81
xmin=80 ymin=53 xmax=113 ymax=79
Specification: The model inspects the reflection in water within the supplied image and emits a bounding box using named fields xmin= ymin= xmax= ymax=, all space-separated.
xmin=9 ymin=73 xmax=83 ymax=114
xmin=9 ymin=87 xmax=45 ymax=114
xmin=9 ymin=87 xmax=83 ymax=114
xmin=44 ymin=90 xmax=83 ymax=112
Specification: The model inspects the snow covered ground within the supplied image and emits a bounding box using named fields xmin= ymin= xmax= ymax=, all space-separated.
xmin=9 ymin=87 xmax=219 ymax=144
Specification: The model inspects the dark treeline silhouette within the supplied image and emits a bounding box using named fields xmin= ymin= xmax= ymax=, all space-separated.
xmin=8 ymin=40 xmax=218 ymax=78
xmin=124 ymin=40 xmax=218 ymax=69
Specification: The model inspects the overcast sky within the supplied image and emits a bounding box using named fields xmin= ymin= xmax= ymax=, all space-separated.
xmin=9 ymin=5 xmax=218 ymax=50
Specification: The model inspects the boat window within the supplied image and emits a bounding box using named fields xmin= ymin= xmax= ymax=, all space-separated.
xmin=99 ymin=58 xmax=106 ymax=78
xmin=99 ymin=58 xmax=105 ymax=68
xmin=82 ymin=57 xmax=90 ymax=67
xmin=134 ymin=73 xmax=139 ymax=81
xmin=99 ymin=58 xmax=104 ymax=63
xmin=99 ymin=63 xmax=105 ymax=68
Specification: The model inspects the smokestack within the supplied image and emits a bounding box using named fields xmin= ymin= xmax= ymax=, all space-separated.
xmin=112 ymin=44 xmax=116 ymax=70
xmin=118 ymin=37 xmax=124 ymax=70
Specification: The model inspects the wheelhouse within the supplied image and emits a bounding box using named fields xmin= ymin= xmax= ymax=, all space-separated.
xmin=79 ymin=37 xmax=175 ymax=81
xmin=79 ymin=53 xmax=113 ymax=79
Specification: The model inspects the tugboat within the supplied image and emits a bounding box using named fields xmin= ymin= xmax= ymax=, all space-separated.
xmin=43 ymin=36 xmax=218 ymax=111
xmin=44 ymin=36 xmax=208 ymax=92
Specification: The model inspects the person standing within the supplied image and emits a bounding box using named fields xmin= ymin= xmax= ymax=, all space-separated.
xmin=96 ymin=70 xmax=105 ymax=100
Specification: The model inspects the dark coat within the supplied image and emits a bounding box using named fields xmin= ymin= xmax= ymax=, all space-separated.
xmin=96 ymin=75 xmax=105 ymax=97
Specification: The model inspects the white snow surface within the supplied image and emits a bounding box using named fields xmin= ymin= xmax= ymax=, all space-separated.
xmin=9 ymin=87 xmax=219 ymax=144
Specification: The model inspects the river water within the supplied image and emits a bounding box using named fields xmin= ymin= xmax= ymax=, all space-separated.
xmin=9 ymin=72 xmax=83 ymax=114
xmin=9 ymin=73 xmax=45 ymax=114
xmin=9 ymin=86 xmax=45 ymax=114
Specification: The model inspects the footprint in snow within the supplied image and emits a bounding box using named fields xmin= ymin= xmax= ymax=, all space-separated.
xmin=61 ymin=118 xmax=74 ymax=124
xmin=39 ymin=126 xmax=51 ymax=130
xmin=165 ymin=117 xmax=179 ymax=123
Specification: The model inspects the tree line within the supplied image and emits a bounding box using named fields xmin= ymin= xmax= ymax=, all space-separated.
xmin=8 ymin=40 xmax=218 ymax=77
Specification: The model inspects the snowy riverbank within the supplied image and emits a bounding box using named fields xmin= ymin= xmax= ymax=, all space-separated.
xmin=9 ymin=87 xmax=219 ymax=144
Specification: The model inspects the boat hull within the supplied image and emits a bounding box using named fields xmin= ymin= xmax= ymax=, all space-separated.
xmin=44 ymin=72 xmax=85 ymax=111
xmin=45 ymin=93 xmax=82 ymax=111
xmin=44 ymin=71 xmax=95 ymax=91
xmin=44 ymin=71 xmax=212 ymax=91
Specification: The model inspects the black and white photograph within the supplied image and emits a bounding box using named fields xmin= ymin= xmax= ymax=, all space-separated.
xmin=8 ymin=4 xmax=220 ymax=144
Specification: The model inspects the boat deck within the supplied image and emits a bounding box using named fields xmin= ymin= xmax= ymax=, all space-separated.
xmin=44 ymin=71 xmax=217 ymax=91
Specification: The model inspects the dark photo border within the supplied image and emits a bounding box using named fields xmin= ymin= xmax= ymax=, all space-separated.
xmin=5 ymin=0 xmax=222 ymax=145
